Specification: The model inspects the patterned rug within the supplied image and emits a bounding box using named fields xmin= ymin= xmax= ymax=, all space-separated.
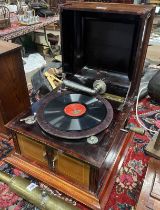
xmin=0 ymin=96 xmax=160 ymax=210
xmin=0 ymin=140 xmax=13 ymax=161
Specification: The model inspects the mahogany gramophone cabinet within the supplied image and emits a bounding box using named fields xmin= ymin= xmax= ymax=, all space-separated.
xmin=5 ymin=3 xmax=155 ymax=210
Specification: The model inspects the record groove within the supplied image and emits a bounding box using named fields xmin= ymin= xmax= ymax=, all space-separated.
xmin=37 ymin=92 xmax=113 ymax=140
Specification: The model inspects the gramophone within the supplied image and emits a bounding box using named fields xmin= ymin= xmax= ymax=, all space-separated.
xmin=5 ymin=3 xmax=155 ymax=209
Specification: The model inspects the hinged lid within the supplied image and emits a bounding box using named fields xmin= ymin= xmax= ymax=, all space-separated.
xmin=60 ymin=3 xmax=155 ymax=96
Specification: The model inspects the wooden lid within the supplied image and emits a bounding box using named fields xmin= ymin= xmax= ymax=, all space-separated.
xmin=61 ymin=2 xmax=155 ymax=14
xmin=60 ymin=3 xmax=155 ymax=82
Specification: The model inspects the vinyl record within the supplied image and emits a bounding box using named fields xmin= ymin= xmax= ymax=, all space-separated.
xmin=37 ymin=92 xmax=113 ymax=139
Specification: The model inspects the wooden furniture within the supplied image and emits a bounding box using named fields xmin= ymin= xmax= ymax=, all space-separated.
xmin=0 ymin=41 xmax=30 ymax=138
xmin=136 ymin=158 xmax=160 ymax=210
xmin=49 ymin=0 xmax=134 ymax=12
xmin=149 ymin=0 xmax=160 ymax=5
xmin=83 ymin=0 xmax=133 ymax=3
xmin=146 ymin=132 xmax=160 ymax=159
xmin=5 ymin=3 xmax=155 ymax=210
xmin=5 ymin=112 xmax=133 ymax=209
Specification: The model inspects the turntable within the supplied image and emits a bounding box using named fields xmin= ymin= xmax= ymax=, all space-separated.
xmin=5 ymin=3 xmax=155 ymax=210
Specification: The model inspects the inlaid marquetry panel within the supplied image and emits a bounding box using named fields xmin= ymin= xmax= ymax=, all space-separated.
xmin=17 ymin=134 xmax=47 ymax=165
xmin=55 ymin=153 xmax=90 ymax=188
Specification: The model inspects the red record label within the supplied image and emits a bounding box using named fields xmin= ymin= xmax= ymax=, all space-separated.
xmin=64 ymin=103 xmax=86 ymax=117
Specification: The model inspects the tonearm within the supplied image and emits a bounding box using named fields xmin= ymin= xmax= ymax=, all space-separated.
xmin=63 ymin=79 xmax=107 ymax=95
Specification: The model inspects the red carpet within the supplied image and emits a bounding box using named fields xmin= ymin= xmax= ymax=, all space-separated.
xmin=0 ymin=97 xmax=160 ymax=210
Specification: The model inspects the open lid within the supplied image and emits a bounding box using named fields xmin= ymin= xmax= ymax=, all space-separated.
xmin=60 ymin=3 xmax=155 ymax=89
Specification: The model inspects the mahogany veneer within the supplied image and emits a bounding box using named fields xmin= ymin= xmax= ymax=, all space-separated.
xmin=4 ymin=3 xmax=155 ymax=209
xmin=5 ymin=112 xmax=133 ymax=209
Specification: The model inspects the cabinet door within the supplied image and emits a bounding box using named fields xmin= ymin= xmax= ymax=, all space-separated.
xmin=17 ymin=134 xmax=48 ymax=165
xmin=55 ymin=152 xmax=90 ymax=189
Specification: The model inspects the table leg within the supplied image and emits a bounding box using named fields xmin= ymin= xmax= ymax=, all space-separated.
xmin=43 ymin=26 xmax=54 ymax=56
